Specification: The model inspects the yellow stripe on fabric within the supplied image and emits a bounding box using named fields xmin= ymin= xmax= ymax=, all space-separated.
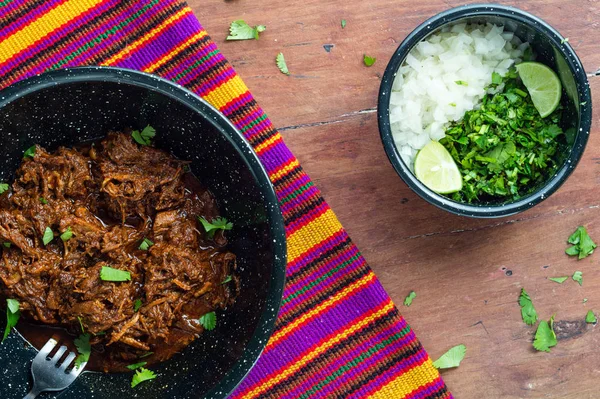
xmin=101 ymin=7 xmax=191 ymax=66
xmin=287 ymin=209 xmax=342 ymax=262
xmin=143 ymin=30 xmax=207 ymax=73
xmin=368 ymin=359 xmax=440 ymax=399
xmin=267 ymin=272 xmax=376 ymax=348
xmin=270 ymin=159 xmax=299 ymax=181
xmin=0 ymin=0 xmax=102 ymax=64
xmin=255 ymin=132 xmax=282 ymax=154
xmin=202 ymin=75 xmax=248 ymax=110
xmin=247 ymin=299 xmax=394 ymax=399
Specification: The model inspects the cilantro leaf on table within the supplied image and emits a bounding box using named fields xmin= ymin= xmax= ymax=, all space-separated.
xmin=404 ymin=291 xmax=417 ymax=307
xmin=572 ymin=271 xmax=583 ymax=286
xmin=132 ymin=125 xmax=156 ymax=146
xmin=519 ymin=288 xmax=538 ymax=326
xmin=586 ymin=310 xmax=597 ymax=324
xmin=0 ymin=183 xmax=8 ymax=194
xmin=3 ymin=299 xmax=20 ymax=342
xmin=432 ymin=344 xmax=466 ymax=369
xmin=131 ymin=367 xmax=156 ymax=388
xmin=276 ymin=52 xmax=290 ymax=75
xmin=533 ymin=315 xmax=557 ymax=352
xmin=341 ymin=19 xmax=347 ymax=29
xmin=549 ymin=277 xmax=568 ymax=284
xmin=226 ymin=20 xmax=266 ymax=41
xmin=100 ymin=266 xmax=131 ymax=282
xmin=42 ymin=226 xmax=53 ymax=246
xmin=363 ymin=54 xmax=376 ymax=67
xmin=199 ymin=311 xmax=216 ymax=331
xmin=566 ymin=226 xmax=596 ymax=259
xmin=198 ymin=216 xmax=232 ymax=239
xmin=74 ymin=333 xmax=91 ymax=368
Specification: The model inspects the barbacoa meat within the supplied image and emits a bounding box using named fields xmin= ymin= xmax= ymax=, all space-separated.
xmin=0 ymin=132 xmax=238 ymax=371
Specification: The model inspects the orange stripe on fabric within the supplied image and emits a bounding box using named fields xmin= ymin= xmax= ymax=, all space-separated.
xmin=101 ymin=7 xmax=191 ymax=66
xmin=142 ymin=30 xmax=207 ymax=73
xmin=368 ymin=359 xmax=440 ymax=399
xmin=287 ymin=209 xmax=343 ymax=261
xmin=245 ymin=299 xmax=395 ymax=399
xmin=266 ymin=272 xmax=377 ymax=348
xmin=0 ymin=0 xmax=102 ymax=64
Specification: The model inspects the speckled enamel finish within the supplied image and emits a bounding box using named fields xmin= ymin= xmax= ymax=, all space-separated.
xmin=378 ymin=4 xmax=592 ymax=218
xmin=0 ymin=67 xmax=287 ymax=399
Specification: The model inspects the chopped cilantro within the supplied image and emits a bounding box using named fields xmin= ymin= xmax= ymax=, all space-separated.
xmin=134 ymin=299 xmax=143 ymax=312
xmin=3 ymin=299 xmax=20 ymax=342
xmin=432 ymin=344 xmax=466 ymax=369
xmin=455 ymin=80 xmax=468 ymax=86
xmin=74 ymin=333 xmax=91 ymax=368
xmin=561 ymin=37 xmax=569 ymax=44
xmin=363 ymin=54 xmax=376 ymax=67
xmin=3 ymin=242 xmax=10 ymax=248
xmin=39 ymin=197 xmax=48 ymax=204
xmin=126 ymin=361 xmax=147 ymax=371
xmin=566 ymin=226 xmax=596 ymax=259
xmin=24 ymin=146 xmax=36 ymax=158
xmin=198 ymin=216 xmax=232 ymax=239
xmin=42 ymin=226 xmax=53 ymax=246
xmin=131 ymin=367 xmax=156 ymax=388
xmin=60 ymin=227 xmax=73 ymax=242
xmin=572 ymin=271 xmax=583 ymax=286
xmin=491 ymin=72 xmax=502 ymax=85
xmin=586 ymin=310 xmax=597 ymax=324
xmin=440 ymin=69 xmax=565 ymax=203
xmin=221 ymin=275 xmax=232 ymax=285
xmin=403 ymin=291 xmax=417 ymax=307
xmin=519 ymin=288 xmax=538 ymax=326
xmin=0 ymin=183 xmax=8 ymax=194
xmin=276 ymin=52 xmax=290 ymax=75
xmin=77 ymin=316 xmax=85 ymax=333
xmin=549 ymin=276 xmax=568 ymax=284
xmin=226 ymin=20 xmax=266 ymax=41
xmin=138 ymin=238 xmax=154 ymax=251
xmin=100 ymin=266 xmax=131 ymax=282
xmin=583 ymin=298 xmax=588 ymax=304
xmin=139 ymin=351 xmax=154 ymax=358
xmin=533 ymin=315 xmax=557 ymax=352
xmin=131 ymin=125 xmax=156 ymax=146
xmin=341 ymin=19 xmax=347 ymax=29
xmin=199 ymin=311 xmax=216 ymax=331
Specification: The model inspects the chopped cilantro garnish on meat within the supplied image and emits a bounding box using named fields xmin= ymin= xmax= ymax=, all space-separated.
xmin=74 ymin=333 xmax=91 ymax=368
xmin=199 ymin=312 xmax=216 ymax=331
xmin=3 ymin=299 xmax=20 ymax=342
xmin=198 ymin=216 xmax=232 ymax=239
xmin=0 ymin=183 xmax=8 ymax=194
xmin=131 ymin=125 xmax=156 ymax=146
xmin=134 ymin=299 xmax=142 ymax=312
xmin=221 ymin=275 xmax=232 ymax=285
xmin=24 ymin=146 xmax=36 ymax=158
xmin=60 ymin=227 xmax=73 ymax=242
xmin=126 ymin=361 xmax=147 ymax=371
xmin=138 ymin=238 xmax=153 ymax=251
xmin=42 ymin=226 xmax=53 ymax=245
xmin=100 ymin=266 xmax=131 ymax=282
xmin=39 ymin=197 xmax=48 ymax=204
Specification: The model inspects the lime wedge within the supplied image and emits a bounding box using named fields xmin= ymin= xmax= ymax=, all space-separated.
xmin=414 ymin=141 xmax=462 ymax=194
xmin=516 ymin=62 xmax=562 ymax=118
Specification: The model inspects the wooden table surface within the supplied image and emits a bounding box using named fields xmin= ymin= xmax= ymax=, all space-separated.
xmin=191 ymin=1 xmax=600 ymax=397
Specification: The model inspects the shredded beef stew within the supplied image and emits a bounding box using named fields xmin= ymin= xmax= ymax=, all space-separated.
xmin=0 ymin=131 xmax=238 ymax=372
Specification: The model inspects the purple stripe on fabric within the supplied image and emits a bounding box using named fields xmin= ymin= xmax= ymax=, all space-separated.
xmin=282 ymin=318 xmax=406 ymax=399
xmin=0 ymin=0 xmax=119 ymax=78
xmin=275 ymin=173 xmax=312 ymax=203
xmin=406 ymin=376 xmax=447 ymax=399
xmin=285 ymin=201 xmax=330 ymax=231
xmin=285 ymin=229 xmax=349 ymax=275
xmin=244 ymin=118 xmax=275 ymax=142
xmin=280 ymin=247 xmax=364 ymax=316
xmin=250 ymin=281 xmax=385 ymax=379
xmin=174 ymin=42 xmax=223 ymax=86
xmin=255 ymin=140 xmax=297 ymax=172
xmin=220 ymin=91 xmax=254 ymax=117
xmin=0 ymin=0 xmax=67 ymax=39
xmin=280 ymin=184 xmax=321 ymax=214
xmin=115 ymin=12 xmax=198 ymax=70
xmin=159 ymin=37 xmax=216 ymax=80
xmin=193 ymin=65 xmax=237 ymax=97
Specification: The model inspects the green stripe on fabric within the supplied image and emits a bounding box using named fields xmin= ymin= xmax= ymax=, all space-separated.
xmin=282 ymin=254 xmax=361 ymax=304
xmin=0 ymin=0 xmax=17 ymax=8
xmin=240 ymin=113 xmax=268 ymax=133
xmin=298 ymin=329 xmax=409 ymax=399
xmin=280 ymin=181 xmax=314 ymax=205
xmin=51 ymin=0 xmax=161 ymax=69
xmin=172 ymin=49 xmax=220 ymax=82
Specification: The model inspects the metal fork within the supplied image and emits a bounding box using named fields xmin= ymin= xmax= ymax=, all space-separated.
xmin=23 ymin=338 xmax=87 ymax=399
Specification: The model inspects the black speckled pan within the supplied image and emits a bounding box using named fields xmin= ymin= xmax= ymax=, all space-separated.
xmin=0 ymin=67 xmax=287 ymax=399
xmin=378 ymin=4 xmax=592 ymax=218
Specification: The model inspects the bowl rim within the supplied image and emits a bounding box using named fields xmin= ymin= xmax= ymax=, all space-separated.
xmin=0 ymin=66 xmax=287 ymax=398
xmin=377 ymin=3 xmax=593 ymax=218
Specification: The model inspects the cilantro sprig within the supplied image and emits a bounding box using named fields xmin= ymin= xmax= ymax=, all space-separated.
xmin=199 ymin=311 xmax=216 ymax=331
xmin=74 ymin=333 xmax=91 ymax=368
xmin=198 ymin=216 xmax=232 ymax=239
xmin=226 ymin=20 xmax=266 ymax=41
xmin=440 ymin=68 xmax=565 ymax=203
xmin=131 ymin=367 xmax=156 ymax=388
xmin=132 ymin=125 xmax=156 ymax=146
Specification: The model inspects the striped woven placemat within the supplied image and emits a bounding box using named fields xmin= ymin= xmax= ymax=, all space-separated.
xmin=0 ymin=1 xmax=451 ymax=398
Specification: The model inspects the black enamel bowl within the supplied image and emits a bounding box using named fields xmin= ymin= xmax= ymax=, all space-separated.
xmin=378 ymin=4 xmax=592 ymax=218
xmin=0 ymin=67 xmax=286 ymax=398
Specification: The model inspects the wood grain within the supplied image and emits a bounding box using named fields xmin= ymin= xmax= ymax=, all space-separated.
xmin=190 ymin=0 xmax=600 ymax=397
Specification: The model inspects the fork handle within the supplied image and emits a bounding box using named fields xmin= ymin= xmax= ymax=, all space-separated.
xmin=23 ymin=387 xmax=42 ymax=399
